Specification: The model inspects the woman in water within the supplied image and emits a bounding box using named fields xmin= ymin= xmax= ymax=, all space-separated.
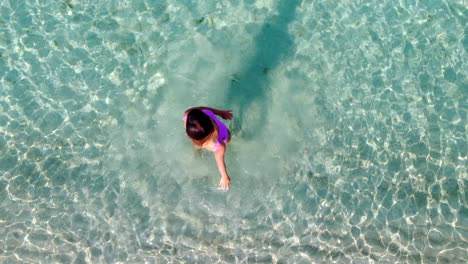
xmin=183 ymin=107 xmax=233 ymax=190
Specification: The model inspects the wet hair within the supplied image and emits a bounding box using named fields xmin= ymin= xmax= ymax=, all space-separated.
xmin=186 ymin=109 xmax=214 ymax=140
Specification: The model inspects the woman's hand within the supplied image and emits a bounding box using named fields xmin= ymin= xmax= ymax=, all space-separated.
xmin=219 ymin=176 xmax=231 ymax=191
xmin=219 ymin=110 xmax=233 ymax=120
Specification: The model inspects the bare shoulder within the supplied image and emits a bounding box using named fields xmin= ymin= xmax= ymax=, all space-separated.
xmin=214 ymin=142 xmax=227 ymax=154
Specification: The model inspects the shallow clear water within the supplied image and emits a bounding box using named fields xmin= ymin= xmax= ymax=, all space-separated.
xmin=0 ymin=0 xmax=467 ymax=263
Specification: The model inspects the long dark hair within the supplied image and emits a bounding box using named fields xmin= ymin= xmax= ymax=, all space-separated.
xmin=186 ymin=109 xmax=214 ymax=140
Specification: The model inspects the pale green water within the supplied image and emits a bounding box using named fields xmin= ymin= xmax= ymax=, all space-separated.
xmin=0 ymin=0 xmax=467 ymax=263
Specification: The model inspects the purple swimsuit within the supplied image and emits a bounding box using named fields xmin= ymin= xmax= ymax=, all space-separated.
xmin=184 ymin=110 xmax=229 ymax=152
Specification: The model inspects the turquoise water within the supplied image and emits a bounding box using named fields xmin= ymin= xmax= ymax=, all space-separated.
xmin=0 ymin=0 xmax=467 ymax=263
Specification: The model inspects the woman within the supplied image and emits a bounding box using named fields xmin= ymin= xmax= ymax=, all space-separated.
xmin=183 ymin=107 xmax=233 ymax=190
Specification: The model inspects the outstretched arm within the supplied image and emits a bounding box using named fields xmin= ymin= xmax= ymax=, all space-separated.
xmin=213 ymin=144 xmax=231 ymax=190
xmin=184 ymin=106 xmax=233 ymax=120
